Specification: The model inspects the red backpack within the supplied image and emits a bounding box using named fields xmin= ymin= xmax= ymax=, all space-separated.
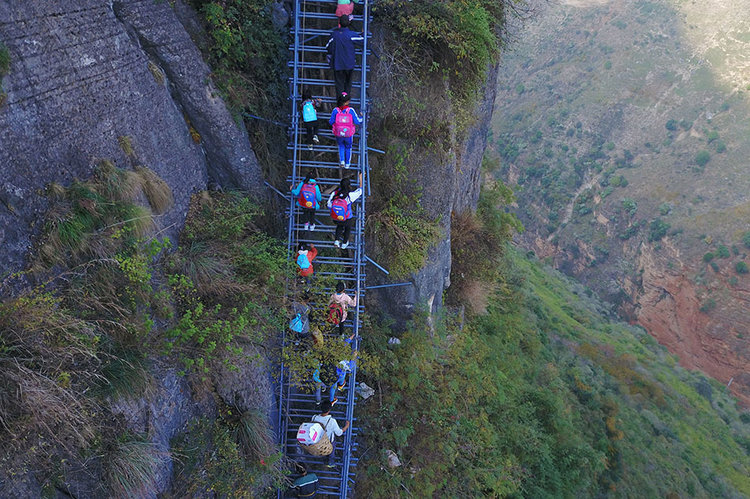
xmin=327 ymin=303 xmax=344 ymax=325
xmin=298 ymin=183 xmax=317 ymax=208
xmin=330 ymin=196 xmax=352 ymax=221
xmin=332 ymin=108 xmax=355 ymax=138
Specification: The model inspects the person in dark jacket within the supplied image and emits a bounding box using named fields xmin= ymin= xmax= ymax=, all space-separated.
xmin=325 ymin=15 xmax=365 ymax=96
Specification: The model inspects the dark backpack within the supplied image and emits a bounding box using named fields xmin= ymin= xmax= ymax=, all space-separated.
xmin=327 ymin=302 xmax=344 ymax=325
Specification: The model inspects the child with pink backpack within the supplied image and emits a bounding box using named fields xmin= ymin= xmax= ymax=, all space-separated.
xmin=327 ymin=173 xmax=362 ymax=249
xmin=329 ymin=92 xmax=364 ymax=169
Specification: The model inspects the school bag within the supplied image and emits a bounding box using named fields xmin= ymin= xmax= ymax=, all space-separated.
xmin=332 ymin=108 xmax=355 ymax=138
xmin=330 ymin=196 xmax=352 ymax=221
xmin=298 ymin=183 xmax=317 ymax=209
xmin=289 ymin=313 xmax=304 ymax=333
xmin=302 ymin=100 xmax=317 ymax=122
xmin=297 ymin=417 xmax=333 ymax=456
xmin=327 ymin=302 xmax=344 ymax=325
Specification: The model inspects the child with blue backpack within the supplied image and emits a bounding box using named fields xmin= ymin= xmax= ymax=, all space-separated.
xmin=327 ymin=173 xmax=362 ymax=249
xmin=329 ymin=92 xmax=363 ymax=169
xmin=290 ymin=174 xmax=322 ymax=231
xmin=301 ymin=90 xmax=322 ymax=151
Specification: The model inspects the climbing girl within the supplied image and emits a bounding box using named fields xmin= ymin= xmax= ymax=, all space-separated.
xmin=296 ymin=242 xmax=318 ymax=277
xmin=329 ymin=92 xmax=364 ymax=169
xmin=328 ymin=280 xmax=358 ymax=336
xmin=290 ymin=174 xmax=322 ymax=231
xmin=327 ymin=173 xmax=362 ymax=249
xmin=300 ymin=90 xmax=322 ymax=150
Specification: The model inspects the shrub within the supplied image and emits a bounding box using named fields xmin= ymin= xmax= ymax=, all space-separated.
xmin=695 ymin=150 xmax=711 ymax=167
xmin=648 ymin=218 xmax=671 ymax=242
xmin=703 ymin=252 xmax=714 ymax=263
xmin=621 ymin=198 xmax=637 ymax=215
xmin=715 ymin=141 xmax=726 ymax=153
xmin=665 ymin=119 xmax=678 ymax=131
xmin=743 ymin=231 xmax=750 ymax=249
xmin=736 ymin=261 xmax=749 ymax=274
xmin=717 ymin=245 xmax=730 ymax=258
xmin=659 ymin=203 xmax=672 ymax=215
xmin=706 ymin=130 xmax=719 ymax=143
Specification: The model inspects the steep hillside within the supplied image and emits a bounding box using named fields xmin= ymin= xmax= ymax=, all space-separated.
xmin=488 ymin=0 xmax=750 ymax=404
xmin=356 ymin=244 xmax=750 ymax=497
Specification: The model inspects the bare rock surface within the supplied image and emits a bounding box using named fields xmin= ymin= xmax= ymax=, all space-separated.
xmin=0 ymin=0 xmax=262 ymax=277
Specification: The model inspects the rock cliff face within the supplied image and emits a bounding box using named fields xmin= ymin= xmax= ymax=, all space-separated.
xmin=369 ymin=63 xmax=500 ymax=322
xmin=0 ymin=0 xmax=263 ymax=278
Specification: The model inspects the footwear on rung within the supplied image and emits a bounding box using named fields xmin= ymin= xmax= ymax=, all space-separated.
xmin=307 ymin=144 xmax=313 ymax=151
xmin=304 ymin=222 xmax=309 ymax=231
xmin=334 ymin=239 xmax=341 ymax=248
xmin=341 ymin=241 xmax=349 ymax=249
xmin=313 ymin=135 xmax=320 ymax=144
xmin=340 ymin=161 xmax=346 ymax=168
xmin=310 ymin=224 xmax=316 ymax=231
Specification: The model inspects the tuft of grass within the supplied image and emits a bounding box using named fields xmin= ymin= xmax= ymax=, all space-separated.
xmin=104 ymin=438 xmax=163 ymax=499
xmin=134 ymin=166 xmax=174 ymax=214
xmin=118 ymin=136 xmax=135 ymax=158
xmin=233 ymin=410 xmax=275 ymax=461
xmin=147 ymin=61 xmax=165 ymax=85
xmin=97 ymin=351 xmax=153 ymax=400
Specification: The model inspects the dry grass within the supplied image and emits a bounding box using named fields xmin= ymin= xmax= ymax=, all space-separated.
xmin=0 ymin=293 xmax=103 ymax=451
xmin=104 ymin=439 xmax=164 ymax=499
xmin=118 ymin=136 xmax=135 ymax=158
xmin=135 ymin=166 xmax=174 ymax=215
xmin=147 ymin=61 xmax=165 ymax=85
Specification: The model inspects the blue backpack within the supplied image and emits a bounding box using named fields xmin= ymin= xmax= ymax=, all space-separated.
xmin=290 ymin=313 xmax=304 ymax=333
xmin=302 ymin=100 xmax=317 ymax=122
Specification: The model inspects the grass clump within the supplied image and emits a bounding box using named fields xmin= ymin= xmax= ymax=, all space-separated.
xmin=147 ymin=61 xmax=165 ymax=85
xmin=104 ymin=437 xmax=164 ymax=499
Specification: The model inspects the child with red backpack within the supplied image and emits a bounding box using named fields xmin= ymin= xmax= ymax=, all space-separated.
xmin=297 ymin=243 xmax=318 ymax=277
xmin=329 ymin=92 xmax=364 ymax=169
xmin=327 ymin=173 xmax=362 ymax=249
xmin=290 ymin=174 xmax=322 ymax=231
xmin=328 ymin=281 xmax=358 ymax=336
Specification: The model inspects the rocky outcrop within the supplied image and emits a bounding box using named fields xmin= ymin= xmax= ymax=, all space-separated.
xmin=369 ymin=62 xmax=501 ymax=323
xmin=0 ymin=0 xmax=263 ymax=277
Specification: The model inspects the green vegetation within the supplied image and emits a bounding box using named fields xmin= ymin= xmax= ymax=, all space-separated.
xmin=0 ymin=42 xmax=9 ymax=78
xmin=357 ymin=248 xmax=750 ymax=497
xmin=169 ymin=409 xmax=285 ymax=497
xmin=375 ymin=0 xmax=504 ymax=101
xmin=648 ymin=218 xmax=671 ymax=242
xmin=188 ymin=0 xmax=288 ymax=178
xmin=1 ymin=164 xmax=286 ymax=493
xmin=736 ymin=261 xmax=749 ymax=274
xmin=742 ymin=231 xmax=750 ymax=249
xmin=695 ymin=150 xmax=711 ymax=167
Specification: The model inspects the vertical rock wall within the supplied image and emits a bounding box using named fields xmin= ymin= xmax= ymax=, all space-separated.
xmin=0 ymin=0 xmax=263 ymax=278
xmin=369 ymin=62 xmax=501 ymax=323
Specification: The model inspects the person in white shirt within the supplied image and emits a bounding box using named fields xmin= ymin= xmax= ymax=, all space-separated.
xmin=312 ymin=400 xmax=350 ymax=467
xmin=327 ymin=173 xmax=363 ymax=249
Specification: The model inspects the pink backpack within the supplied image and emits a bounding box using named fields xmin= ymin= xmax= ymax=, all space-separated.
xmin=332 ymin=108 xmax=355 ymax=138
